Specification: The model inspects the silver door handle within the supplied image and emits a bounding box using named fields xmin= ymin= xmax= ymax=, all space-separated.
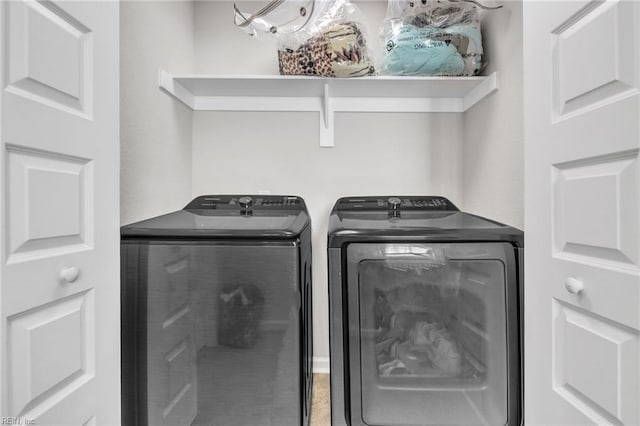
xmin=565 ymin=277 xmax=584 ymax=295
xmin=59 ymin=266 xmax=81 ymax=284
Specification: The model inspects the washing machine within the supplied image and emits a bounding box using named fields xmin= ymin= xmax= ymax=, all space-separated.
xmin=328 ymin=196 xmax=523 ymax=426
xmin=121 ymin=195 xmax=313 ymax=426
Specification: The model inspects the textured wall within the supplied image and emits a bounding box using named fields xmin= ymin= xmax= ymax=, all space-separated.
xmin=463 ymin=1 xmax=524 ymax=229
xmin=120 ymin=1 xmax=194 ymax=225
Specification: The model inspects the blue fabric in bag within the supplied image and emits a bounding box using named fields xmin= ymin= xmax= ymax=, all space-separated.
xmin=383 ymin=22 xmax=482 ymax=76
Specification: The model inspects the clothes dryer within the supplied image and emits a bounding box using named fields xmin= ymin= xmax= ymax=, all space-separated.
xmin=328 ymin=196 xmax=522 ymax=426
xmin=121 ymin=195 xmax=313 ymax=426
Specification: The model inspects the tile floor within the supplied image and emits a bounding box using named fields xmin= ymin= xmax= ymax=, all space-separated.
xmin=311 ymin=374 xmax=331 ymax=426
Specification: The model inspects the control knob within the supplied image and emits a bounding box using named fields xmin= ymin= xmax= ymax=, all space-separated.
xmin=388 ymin=197 xmax=402 ymax=218
xmin=239 ymin=196 xmax=253 ymax=209
xmin=388 ymin=197 xmax=402 ymax=210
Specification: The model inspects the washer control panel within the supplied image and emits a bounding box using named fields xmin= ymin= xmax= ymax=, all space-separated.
xmin=185 ymin=195 xmax=303 ymax=211
xmin=335 ymin=196 xmax=458 ymax=211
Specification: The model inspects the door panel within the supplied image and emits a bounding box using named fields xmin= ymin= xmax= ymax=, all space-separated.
xmin=552 ymin=300 xmax=638 ymax=425
xmin=551 ymin=1 xmax=636 ymax=120
xmin=524 ymin=1 xmax=640 ymax=425
xmin=1 ymin=0 xmax=119 ymax=424
xmin=552 ymin=151 xmax=639 ymax=268
xmin=6 ymin=146 xmax=92 ymax=262
xmin=6 ymin=0 xmax=91 ymax=115
xmin=8 ymin=290 xmax=94 ymax=415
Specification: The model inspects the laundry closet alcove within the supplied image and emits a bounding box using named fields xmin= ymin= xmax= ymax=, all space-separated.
xmin=120 ymin=0 xmax=524 ymax=394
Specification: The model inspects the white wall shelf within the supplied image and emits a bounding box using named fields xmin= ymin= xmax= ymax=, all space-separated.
xmin=158 ymin=69 xmax=498 ymax=147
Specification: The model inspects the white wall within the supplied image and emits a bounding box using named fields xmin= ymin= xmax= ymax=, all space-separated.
xmin=120 ymin=1 xmax=194 ymax=225
xmin=192 ymin=0 xmax=465 ymax=368
xmin=463 ymin=1 xmax=524 ymax=229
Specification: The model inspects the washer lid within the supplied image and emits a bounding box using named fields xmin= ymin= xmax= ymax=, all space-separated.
xmin=121 ymin=195 xmax=309 ymax=239
xmin=328 ymin=196 xmax=523 ymax=246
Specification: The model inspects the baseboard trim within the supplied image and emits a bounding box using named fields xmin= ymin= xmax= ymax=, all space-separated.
xmin=313 ymin=356 xmax=330 ymax=374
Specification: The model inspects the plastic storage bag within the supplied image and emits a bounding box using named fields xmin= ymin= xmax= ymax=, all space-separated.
xmin=382 ymin=0 xmax=500 ymax=76
xmin=234 ymin=0 xmax=376 ymax=77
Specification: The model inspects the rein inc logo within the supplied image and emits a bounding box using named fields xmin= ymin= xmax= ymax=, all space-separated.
xmin=1 ymin=418 xmax=35 ymax=425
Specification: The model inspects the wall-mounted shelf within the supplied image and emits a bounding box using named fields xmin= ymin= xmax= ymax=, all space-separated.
xmin=158 ymin=69 xmax=498 ymax=147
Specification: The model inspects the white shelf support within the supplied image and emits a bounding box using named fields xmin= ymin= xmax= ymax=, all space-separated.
xmin=158 ymin=69 xmax=195 ymax=109
xmin=158 ymin=69 xmax=499 ymax=147
xmin=321 ymin=82 xmax=333 ymax=148
xmin=463 ymin=71 xmax=499 ymax=110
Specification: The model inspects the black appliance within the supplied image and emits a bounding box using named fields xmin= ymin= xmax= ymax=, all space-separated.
xmin=121 ymin=195 xmax=313 ymax=426
xmin=328 ymin=196 xmax=523 ymax=426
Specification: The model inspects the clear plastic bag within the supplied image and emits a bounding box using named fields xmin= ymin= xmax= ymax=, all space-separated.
xmin=234 ymin=0 xmax=376 ymax=77
xmin=381 ymin=0 xmax=501 ymax=76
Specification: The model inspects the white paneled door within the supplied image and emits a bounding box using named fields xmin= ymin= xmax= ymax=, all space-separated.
xmin=0 ymin=1 xmax=120 ymax=424
xmin=524 ymin=1 xmax=640 ymax=425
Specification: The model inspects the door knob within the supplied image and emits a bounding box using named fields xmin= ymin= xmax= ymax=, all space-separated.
xmin=565 ymin=277 xmax=584 ymax=295
xmin=59 ymin=266 xmax=81 ymax=284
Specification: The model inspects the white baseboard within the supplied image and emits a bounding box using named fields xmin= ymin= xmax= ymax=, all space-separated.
xmin=313 ymin=356 xmax=330 ymax=374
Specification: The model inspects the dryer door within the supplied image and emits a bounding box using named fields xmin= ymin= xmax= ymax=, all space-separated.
xmin=121 ymin=240 xmax=303 ymax=426
xmin=345 ymin=242 xmax=520 ymax=426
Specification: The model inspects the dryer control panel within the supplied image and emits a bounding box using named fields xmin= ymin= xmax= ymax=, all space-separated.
xmin=334 ymin=196 xmax=459 ymax=212
xmin=185 ymin=195 xmax=304 ymax=212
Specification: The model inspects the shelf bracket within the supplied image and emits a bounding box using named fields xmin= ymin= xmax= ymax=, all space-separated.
xmin=320 ymin=82 xmax=333 ymax=148
xmin=158 ymin=68 xmax=195 ymax=109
